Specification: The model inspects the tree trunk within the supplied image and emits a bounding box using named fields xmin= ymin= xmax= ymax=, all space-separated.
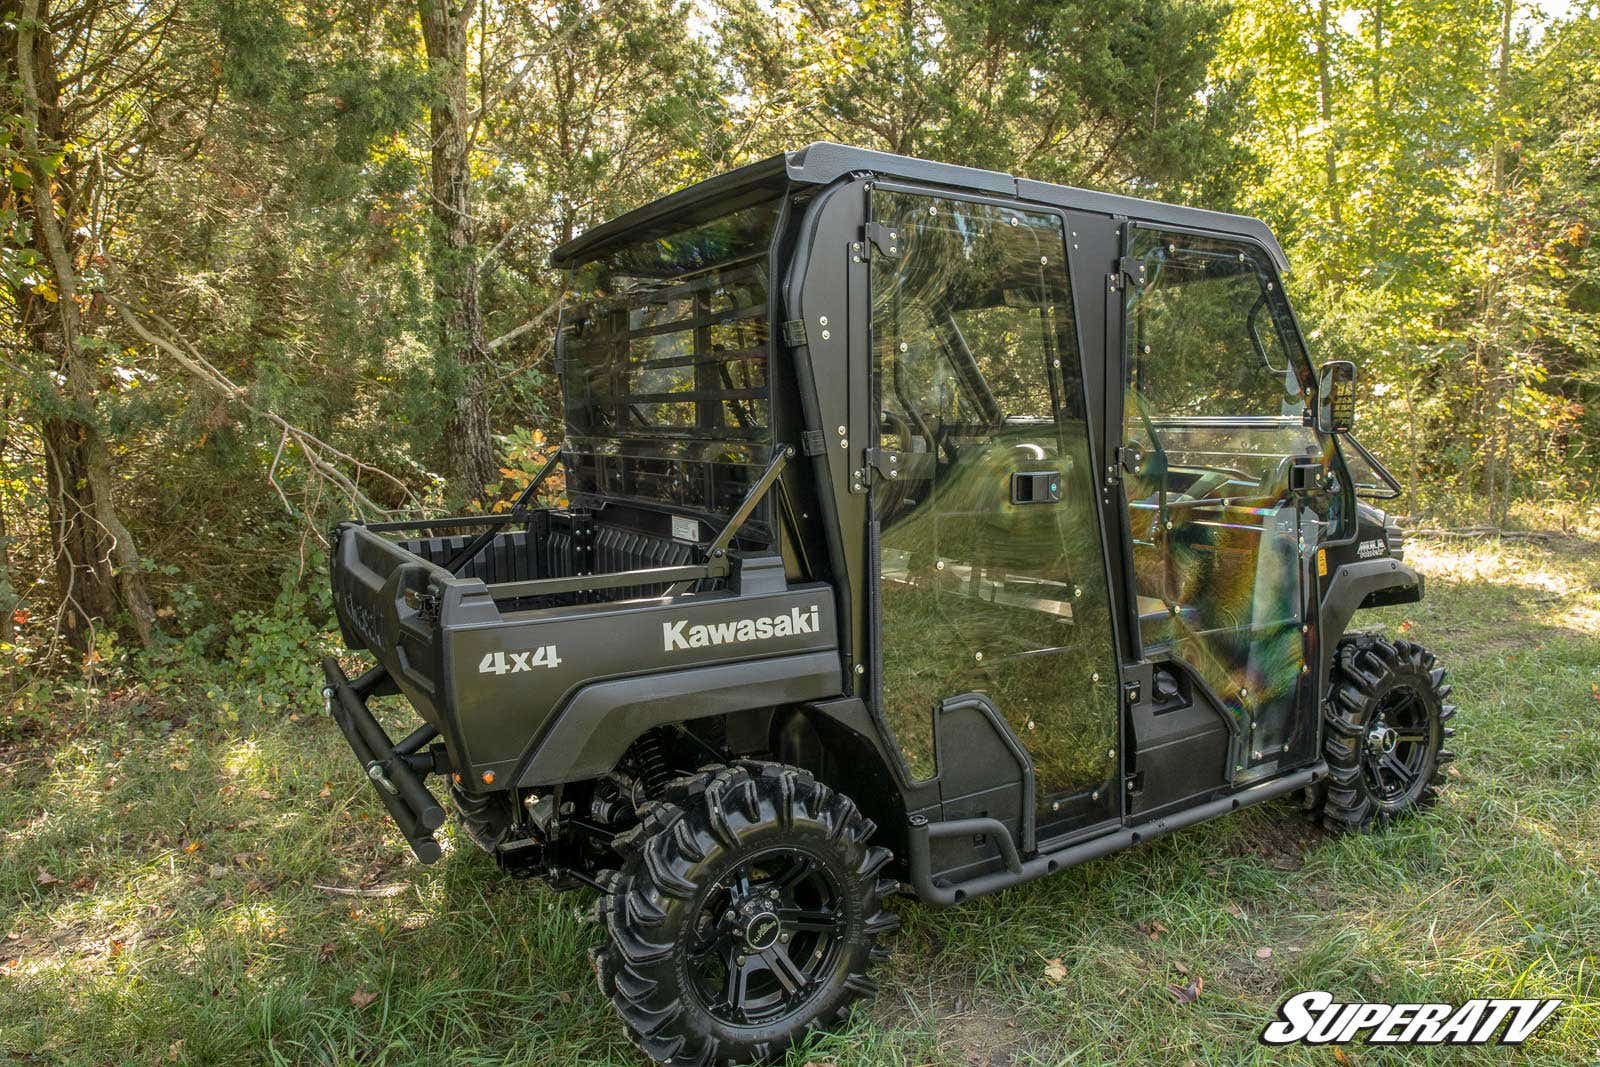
xmin=420 ymin=0 xmax=496 ymax=502
xmin=1482 ymin=0 xmax=1516 ymax=526
xmin=10 ymin=0 xmax=155 ymax=653
xmin=1316 ymin=0 xmax=1342 ymax=229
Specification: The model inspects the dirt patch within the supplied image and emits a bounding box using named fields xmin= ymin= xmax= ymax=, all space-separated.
xmin=875 ymin=975 xmax=1040 ymax=1067
xmin=1224 ymin=804 xmax=1327 ymax=871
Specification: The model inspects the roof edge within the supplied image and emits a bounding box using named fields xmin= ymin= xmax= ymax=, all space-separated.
xmin=549 ymin=142 xmax=1289 ymax=274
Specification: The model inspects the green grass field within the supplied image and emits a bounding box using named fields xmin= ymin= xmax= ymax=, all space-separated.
xmin=3 ymin=532 xmax=1598 ymax=1065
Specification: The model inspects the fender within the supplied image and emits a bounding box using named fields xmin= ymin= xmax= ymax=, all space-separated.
xmin=1320 ymin=557 xmax=1424 ymax=669
xmin=513 ymin=652 xmax=843 ymax=786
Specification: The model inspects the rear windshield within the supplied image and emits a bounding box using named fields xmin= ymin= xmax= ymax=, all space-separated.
xmin=557 ymin=198 xmax=779 ymax=517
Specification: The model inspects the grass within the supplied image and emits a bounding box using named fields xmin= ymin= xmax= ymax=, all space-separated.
xmin=3 ymin=531 xmax=1599 ymax=1065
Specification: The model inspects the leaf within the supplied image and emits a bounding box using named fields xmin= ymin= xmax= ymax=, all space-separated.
xmin=35 ymin=867 xmax=60 ymax=886
xmin=10 ymin=609 xmax=27 ymax=626
xmin=1167 ymin=976 xmax=1203 ymax=1004
xmin=350 ymin=987 xmax=377 ymax=1009
xmin=555 ymin=990 xmax=572 ymax=1005
xmin=108 ymin=938 xmax=126 ymax=957
xmin=1041 ymin=957 xmax=1068 ymax=983
xmin=319 ymin=943 xmax=336 ymax=963
xmin=1173 ymin=961 xmax=1189 ymax=975
xmin=1255 ymin=947 xmax=1273 ymax=960
xmin=1225 ymin=902 xmax=1244 ymax=919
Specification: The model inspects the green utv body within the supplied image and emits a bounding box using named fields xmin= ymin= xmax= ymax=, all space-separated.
xmin=322 ymin=143 xmax=1455 ymax=1064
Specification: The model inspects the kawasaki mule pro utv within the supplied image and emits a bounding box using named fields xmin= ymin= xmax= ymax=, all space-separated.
xmin=321 ymin=143 xmax=1456 ymax=1064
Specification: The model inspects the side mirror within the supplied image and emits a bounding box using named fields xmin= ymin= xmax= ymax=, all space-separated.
xmin=1316 ymin=360 xmax=1356 ymax=433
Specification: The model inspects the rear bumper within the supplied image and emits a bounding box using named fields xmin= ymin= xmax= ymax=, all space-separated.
xmin=321 ymin=656 xmax=448 ymax=864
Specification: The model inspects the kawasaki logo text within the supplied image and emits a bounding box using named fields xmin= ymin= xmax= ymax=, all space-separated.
xmin=663 ymin=605 xmax=820 ymax=652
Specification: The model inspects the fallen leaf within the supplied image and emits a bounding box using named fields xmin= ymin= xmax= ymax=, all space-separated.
xmin=1225 ymin=902 xmax=1244 ymax=919
xmin=35 ymin=867 xmax=60 ymax=886
xmin=183 ymin=840 xmax=203 ymax=854
xmin=350 ymin=987 xmax=377 ymax=1009
xmin=11 ymin=608 xmax=28 ymax=626
xmin=1255 ymin=947 xmax=1273 ymax=960
xmin=108 ymin=938 xmax=126 ymax=957
xmin=318 ymin=784 xmax=333 ymax=799
xmin=318 ymin=943 xmax=336 ymax=963
xmin=1173 ymin=962 xmax=1189 ymax=975
xmin=232 ymin=852 xmax=264 ymax=868
xmin=555 ymin=990 xmax=572 ymax=1005
xmin=1398 ymin=619 xmax=1414 ymax=634
xmin=1332 ymin=1048 xmax=1351 ymax=1065
xmin=1042 ymin=957 xmax=1068 ymax=983
xmin=1167 ymin=976 xmax=1203 ymax=1004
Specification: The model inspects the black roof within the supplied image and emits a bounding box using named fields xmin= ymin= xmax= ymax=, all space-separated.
xmin=549 ymin=142 xmax=1289 ymax=272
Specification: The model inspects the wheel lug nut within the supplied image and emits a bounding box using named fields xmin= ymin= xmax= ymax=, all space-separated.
xmin=736 ymin=955 xmax=746 ymax=965
xmin=724 ymin=910 xmax=735 ymax=921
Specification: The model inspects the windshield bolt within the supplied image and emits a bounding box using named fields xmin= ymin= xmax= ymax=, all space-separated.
xmin=855 ymin=664 xmax=865 ymax=675
xmin=974 ymin=651 xmax=984 ymax=662
xmin=836 ymin=425 xmax=846 ymax=435
xmin=1053 ymin=359 xmax=1061 ymax=368
xmin=1041 ymin=256 xmax=1048 ymax=265
xmin=839 ymin=438 xmax=849 ymax=449
xmin=1009 ymin=216 xmax=1019 ymax=226
xmin=820 ymin=329 xmax=831 ymax=340
xmin=818 ymin=315 xmax=829 ymax=326
xmin=899 ymin=341 xmax=908 ymax=352
xmin=851 ymin=242 xmax=861 ymax=253
xmin=1092 ymin=672 xmax=1101 ymax=683
xmin=1143 ymin=344 xmax=1152 ymax=354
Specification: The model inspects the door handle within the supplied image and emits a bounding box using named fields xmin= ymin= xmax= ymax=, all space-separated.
xmin=1010 ymin=470 xmax=1061 ymax=505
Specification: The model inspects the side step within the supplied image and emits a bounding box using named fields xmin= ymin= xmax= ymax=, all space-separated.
xmin=321 ymin=656 xmax=447 ymax=864
xmin=907 ymin=762 xmax=1328 ymax=906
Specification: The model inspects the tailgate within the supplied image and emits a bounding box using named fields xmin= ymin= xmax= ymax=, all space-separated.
xmin=330 ymin=521 xmax=454 ymax=722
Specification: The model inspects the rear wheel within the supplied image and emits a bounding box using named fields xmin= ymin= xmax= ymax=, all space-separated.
xmin=1320 ymin=634 xmax=1455 ymax=831
xmin=591 ymin=762 xmax=899 ymax=1065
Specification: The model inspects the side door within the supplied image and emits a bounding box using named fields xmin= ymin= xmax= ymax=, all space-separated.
xmin=867 ymin=187 xmax=1123 ymax=838
xmin=1114 ymin=225 xmax=1328 ymax=778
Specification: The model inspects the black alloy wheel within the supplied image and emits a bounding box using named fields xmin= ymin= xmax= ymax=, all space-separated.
xmin=591 ymin=762 xmax=899 ymax=1065
xmin=1320 ymin=634 xmax=1456 ymax=830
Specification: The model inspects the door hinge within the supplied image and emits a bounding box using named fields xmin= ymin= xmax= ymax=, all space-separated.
xmin=863 ymin=222 xmax=900 ymax=257
xmin=781 ymin=318 xmax=807 ymax=347
xmin=865 ymin=447 xmax=901 ymax=481
xmin=1118 ymin=255 xmax=1147 ymax=288
xmin=1105 ymin=447 xmax=1125 ymax=487
xmin=1125 ymin=770 xmax=1145 ymax=799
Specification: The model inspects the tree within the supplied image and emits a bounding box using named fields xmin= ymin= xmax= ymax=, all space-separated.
xmin=420 ymin=0 xmax=495 ymax=502
xmin=1 ymin=0 xmax=171 ymax=653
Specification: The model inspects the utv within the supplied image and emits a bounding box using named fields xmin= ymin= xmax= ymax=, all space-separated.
xmin=321 ymin=143 xmax=1455 ymax=1065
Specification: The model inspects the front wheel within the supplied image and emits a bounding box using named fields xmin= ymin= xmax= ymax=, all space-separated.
xmin=591 ymin=762 xmax=899 ymax=1065
xmin=1319 ymin=634 xmax=1456 ymax=831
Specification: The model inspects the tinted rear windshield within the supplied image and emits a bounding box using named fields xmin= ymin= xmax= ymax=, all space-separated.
xmin=557 ymin=198 xmax=779 ymax=517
